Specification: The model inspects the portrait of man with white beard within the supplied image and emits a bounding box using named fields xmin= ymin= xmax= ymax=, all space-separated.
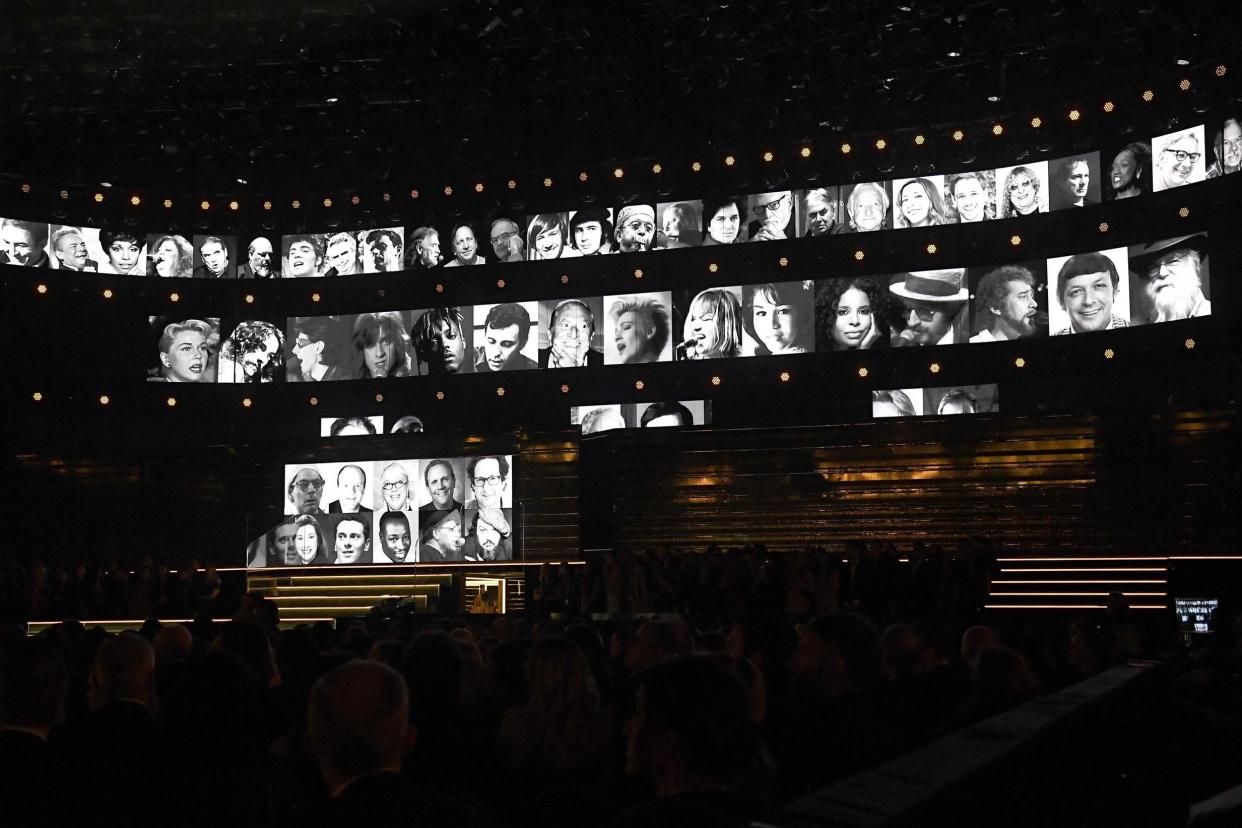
xmin=1129 ymin=234 xmax=1211 ymax=324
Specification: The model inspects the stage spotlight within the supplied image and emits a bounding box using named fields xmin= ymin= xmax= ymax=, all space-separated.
xmin=651 ymin=163 xmax=662 ymax=173
xmin=854 ymin=250 xmax=865 ymax=261
xmin=163 ymin=198 xmax=173 ymax=208
xmin=708 ymin=263 xmax=719 ymax=273
xmin=1010 ymin=234 xmax=1022 ymax=246
xmin=929 ymin=362 xmax=941 ymax=374
xmin=841 ymin=142 xmax=852 ymax=154
xmin=560 ymin=384 xmax=570 ymax=394
xmin=633 ymin=268 xmax=643 ymax=278
xmin=914 ymin=134 xmax=925 ymax=145
xmin=1099 ymin=222 xmax=1109 ymax=232
xmin=99 ymin=395 xmax=110 ymax=406
xmin=1179 ymin=79 xmax=1191 ymax=91
xmin=262 ymin=200 xmax=272 ymax=211
xmin=1104 ymin=348 xmax=1115 ymax=359
xmin=435 ymin=391 xmax=446 ymax=400
xmin=762 ymin=151 xmax=774 ymax=162
xmin=875 ymin=138 xmax=887 ymax=150
xmin=1142 ymin=89 xmax=1154 ymax=102
xmin=857 ymin=367 xmax=869 ymax=378
xmin=1068 ymin=109 xmax=1081 ymax=121
xmin=496 ymin=387 xmax=506 ymax=397
xmin=711 ymin=376 xmax=722 ymax=386
xmin=102 ymin=289 xmax=113 ymax=299
xmin=375 ymin=394 xmax=384 ymax=403
xmin=724 ymin=155 xmax=736 ymax=166
xmin=244 ymin=294 xmax=254 ymax=304
xmin=1030 ymin=116 xmax=1043 ymax=128
xmin=578 ymin=171 xmax=589 ymax=181
xmin=242 ymin=397 xmax=253 ymax=408
xmin=507 ymin=179 xmax=517 ymax=189
xmin=543 ymin=177 xmax=553 ymax=187
xmin=1103 ymin=101 xmax=1115 ymax=113
xmin=60 ymin=190 xmax=69 ymax=200
xmin=926 ymin=243 xmax=938 ymax=254
xmin=229 ymin=200 xmax=239 ymax=211
xmin=292 ymin=199 xmax=301 ymax=209
xmin=635 ymin=380 xmax=645 ymax=390
xmin=1179 ymin=207 xmax=1190 ymax=218
xmin=778 ymin=257 xmax=789 ymax=267
xmin=36 ymin=284 xmax=48 ymax=294
xmin=779 ymin=371 xmax=791 ymax=382
xmin=799 ymin=146 xmax=811 ymax=158
xmin=309 ymin=396 xmax=319 ymax=406
xmin=32 ymin=392 xmax=43 ymax=401
xmin=1184 ymin=338 xmax=1196 ymax=350
xmin=1015 ymin=357 xmax=1026 ymax=368
xmin=1216 ymin=64 xmax=1227 ymax=77
xmin=311 ymin=293 xmax=321 ymax=303
xmin=441 ymin=187 xmax=451 ymax=197
xmin=130 ymin=195 xmax=141 ymax=206
xmin=992 ymin=124 xmax=1004 ymax=135
xmin=474 ymin=183 xmax=484 ymax=193
xmin=94 ymin=193 xmax=104 ymax=202
xmin=691 ymin=161 xmax=702 ymax=171
xmin=409 ymin=190 xmax=419 ymax=199
xmin=952 ymin=130 xmax=964 ymax=141
xmin=199 ymin=200 xmax=209 ymax=210
xmin=169 ymin=292 xmax=180 ymax=302
xmin=166 ymin=397 xmax=177 ymax=408
xmin=20 ymin=183 xmax=30 ymax=193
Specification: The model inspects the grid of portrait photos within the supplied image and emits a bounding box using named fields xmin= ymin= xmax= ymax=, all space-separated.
xmin=142 ymin=229 xmax=1211 ymax=382
xmin=570 ymin=400 xmax=711 ymax=433
xmin=871 ymin=385 xmax=1000 ymax=418
xmin=5 ymin=118 xmax=1237 ymax=277
xmin=247 ymin=454 xmax=515 ymax=568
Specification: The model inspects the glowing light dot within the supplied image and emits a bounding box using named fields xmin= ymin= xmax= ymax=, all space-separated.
xmin=375 ymin=394 xmax=384 ymax=403
xmin=1103 ymin=101 xmax=1115 ymax=113
xmin=579 ymin=171 xmax=588 ymax=182
xmin=1179 ymin=79 xmax=1191 ymax=91
xmin=929 ymin=362 xmax=941 ymax=374
xmin=60 ymin=190 xmax=69 ymax=200
xmin=952 ymin=130 xmax=964 ymax=141
xmin=858 ymin=367 xmax=868 ymax=378
xmin=169 ymin=292 xmax=180 ymax=302
xmin=875 ymin=138 xmax=887 ymax=150
xmin=854 ymin=250 xmax=865 ymax=261
xmin=474 ymin=183 xmax=484 ymax=193
xmin=1216 ymin=65 xmax=1227 ymax=77
xmin=20 ymin=183 xmax=30 ymax=193
xmin=507 ymin=180 xmax=517 ymax=190
xmin=1099 ymin=222 xmax=1110 ymax=232
xmin=409 ymin=189 xmax=419 ymax=199
xmin=1030 ymin=116 xmax=1043 ymax=128
xmin=1010 ymin=235 xmax=1022 ymax=246
xmin=708 ymin=263 xmax=719 ymax=273
xmin=94 ymin=193 xmax=104 ymax=202
xmin=441 ymin=187 xmax=451 ymax=197
xmin=914 ymin=134 xmax=925 ymax=145
xmin=32 ymin=392 xmax=43 ymax=401
xmin=242 ymin=398 xmax=252 ymax=408
xmin=244 ymin=294 xmax=254 ymax=304
xmin=778 ymin=257 xmax=789 ymax=267
xmin=436 ymin=391 xmax=445 ymax=400
xmin=200 ymin=200 xmax=210 ymax=210
xmin=292 ymin=199 xmax=301 ymax=209
xmin=691 ymin=161 xmax=702 ymax=172
xmin=311 ymin=293 xmax=320 ymax=303
xmin=652 ymin=163 xmax=663 ymax=173
xmin=36 ymin=284 xmax=48 ymax=294
xmin=226 ymin=200 xmax=237 ymax=211
xmin=130 ymin=195 xmax=141 ymax=206
xmin=762 ymin=151 xmax=774 ymax=162
xmin=1015 ymin=357 xmax=1026 ymax=368
xmin=926 ymin=243 xmax=938 ymax=254
xmin=166 ymin=397 xmax=177 ymax=408
xmin=724 ymin=155 xmax=735 ymax=166
xmin=992 ymin=124 xmax=1004 ymax=135
xmin=1068 ymin=109 xmax=1081 ymax=121
xmin=841 ymin=143 xmax=852 ymax=154
xmin=779 ymin=371 xmax=791 ymax=382
xmin=496 ymin=387 xmax=506 ymax=397
xmin=382 ymin=192 xmax=391 ymax=201
xmin=1178 ymin=206 xmax=1190 ymax=218
xmin=1104 ymin=348 xmax=1115 ymax=359
xmin=543 ymin=177 xmax=553 ymax=187
xmin=800 ymin=146 xmax=812 ymax=158
xmin=711 ymin=376 xmax=722 ymax=386
xmin=99 ymin=395 xmax=110 ymax=406
xmin=262 ymin=201 xmax=272 ymax=211
xmin=309 ymin=397 xmax=318 ymax=406
xmin=635 ymin=380 xmax=645 ymax=390
xmin=102 ymin=289 xmax=113 ymax=299
xmin=1185 ymin=338 xmax=1196 ymax=350
xmin=1142 ymin=90 xmax=1154 ymax=102
xmin=560 ymin=384 xmax=570 ymax=394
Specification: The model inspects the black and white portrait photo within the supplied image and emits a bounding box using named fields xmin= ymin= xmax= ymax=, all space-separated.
xmin=464 ymin=454 xmax=513 ymax=511
xmin=1104 ymin=142 xmax=1152 ymax=201
xmin=473 ymin=302 xmax=539 ymax=372
xmin=841 ymin=182 xmax=892 ymax=233
xmin=944 ymin=171 xmax=995 ymax=223
xmin=872 ymin=389 xmax=921 ymax=418
xmin=410 ymin=306 xmax=474 ymax=376
xmin=375 ymin=510 xmax=416 ymax=564
xmin=192 ymin=234 xmax=237 ymax=279
xmin=603 ymin=292 xmax=674 ymax=364
xmin=573 ymin=405 xmax=627 ymax=434
xmin=1047 ymin=247 xmax=1131 ymax=335
xmin=967 ymin=262 xmax=1049 ymax=343
xmin=674 ymin=286 xmax=745 ymax=360
xmin=538 ymin=297 xmax=605 ymax=368
xmin=525 ymin=213 xmax=569 ymax=261
xmin=1127 ymin=233 xmax=1211 ymax=325
xmin=405 ymin=226 xmax=443 ymax=271
xmin=237 ymin=235 xmax=279 ymax=278
xmin=655 ymin=201 xmax=703 ymax=249
xmin=740 ymin=281 xmax=815 ymax=356
xmin=418 ymin=458 xmax=465 ymax=527
xmin=443 ymin=221 xmax=486 ymax=268
xmin=798 ymin=187 xmax=845 ymax=237
xmin=318 ymin=231 xmax=363 ymax=276
xmin=49 ymin=225 xmax=100 ymax=272
xmin=97 ymin=228 xmax=147 ymax=275
xmin=995 ymin=162 xmax=1049 ymax=218
xmin=1152 ymin=125 xmax=1207 ymax=192
xmin=287 ymin=315 xmax=355 ymax=382
xmin=922 ymin=384 xmax=999 ymax=416
xmin=320 ymin=416 xmax=383 ymax=437
xmin=281 ymin=234 xmax=324 ymax=278
xmin=888 ymin=270 xmax=970 ymax=347
xmin=747 ymin=191 xmax=795 ymax=241
xmin=613 ymin=204 xmax=657 ymax=253
xmin=0 ymin=218 xmax=50 ymax=267
xmin=361 ymin=226 xmax=404 ymax=273
xmin=462 ymin=508 xmax=513 ymax=562
xmin=488 ymin=215 xmax=526 ymax=263
xmin=147 ymin=233 xmax=195 ymax=278
xmin=891 ymin=176 xmax=950 ymax=229
xmin=376 ymin=458 xmax=420 ymax=513
xmin=815 ymin=277 xmax=892 ymax=352
xmin=217 ymin=319 xmax=284 ymax=383
xmin=700 ymin=197 xmax=747 ymax=245
xmin=284 ymin=464 xmax=328 ymax=516
xmin=148 ymin=316 xmax=220 ymax=383
xmin=563 ymin=208 xmax=615 ymax=257
xmin=1048 ymin=153 xmax=1102 ymax=210
xmin=639 ymin=400 xmax=705 ymax=428
xmin=1207 ymin=115 xmax=1241 ymax=178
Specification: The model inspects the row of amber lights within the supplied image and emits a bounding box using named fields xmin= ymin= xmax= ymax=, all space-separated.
xmin=28 ymin=339 xmax=1197 ymax=409
xmin=20 ymin=70 xmax=1224 ymax=209
xmin=28 ymin=205 xmax=1196 ymax=304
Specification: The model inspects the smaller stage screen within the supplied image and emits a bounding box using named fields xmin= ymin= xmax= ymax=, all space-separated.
xmin=320 ymin=416 xmax=384 ymax=437
xmin=571 ymin=400 xmax=710 ymax=433
xmin=1175 ymin=597 xmax=1217 ymax=635
xmin=255 ymin=453 xmax=514 ymax=568
xmin=872 ymin=385 xmax=999 ymax=418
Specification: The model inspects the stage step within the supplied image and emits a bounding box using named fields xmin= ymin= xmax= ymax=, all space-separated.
xmin=986 ymin=555 xmax=1170 ymax=611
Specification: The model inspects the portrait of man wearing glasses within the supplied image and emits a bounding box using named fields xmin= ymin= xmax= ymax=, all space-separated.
xmin=286 ymin=467 xmax=326 ymax=515
xmin=749 ymin=191 xmax=794 ymax=241
xmin=1153 ymin=126 xmax=1206 ymax=191
xmin=889 ymin=269 xmax=969 ymax=347
xmin=489 ymin=217 xmax=526 ymax=263
xmin=379 ymin=461 xmax=416 ymax=512
xmin=614 ymin=205 xmax=656 ymax=253
xmin=464 ymin=455 xmax=511 ymax=510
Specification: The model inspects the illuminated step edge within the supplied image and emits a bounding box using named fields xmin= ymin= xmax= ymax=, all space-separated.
xmin=26 ymin=617 xmax=338 ymax=634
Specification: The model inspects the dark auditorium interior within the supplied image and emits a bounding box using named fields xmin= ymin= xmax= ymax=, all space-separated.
xmin=4 ymin=2 xmax=1242 ymax=826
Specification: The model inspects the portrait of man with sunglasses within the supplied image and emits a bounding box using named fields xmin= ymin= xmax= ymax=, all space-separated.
xmin=748 ymin=190 xmax=794 ymax=241
xmin=889 ymin=269 xmax=969 ymax=347
xmin=1153 ymin=126 xmax=1206 ymax=192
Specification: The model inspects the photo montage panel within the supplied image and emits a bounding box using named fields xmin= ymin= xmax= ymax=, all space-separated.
xmin=462 ymin=507 xmax=514 ymax=562
xmin=887 ymin=270 xmax=970 ymax=347
xmin=237 ymin=234 xmax=280 ymax=278
xmin=654 ymin=201 xmax=702 ymax=249
xmin=410 ymin=306 xmax=474 ymax=376
xmin=1207 ymin=114 xmax=1241 ymax=178
xmin=891 ymin=175 xmax=950 ymax=229
xmin=217 ymin=318 xmax=285 ymax=383
xmin=1048 ymin=152 xmax=1103 ymax=210
xmin=815 ymin=276 xmax=894 ymax=352
xmin=797 ymin=187 xmax=845 ymax=237
xmin=604 ymin=292 xmax=674 ymax=364
xmin=1047 ymin=247 xmax=1131 ymax=335
xmin=147 ymin=316 xmax=220 ymax=383
xmin=673 ymin=286 xmax=746 ymax=360
xmin=320 ymin=416 xmax=384 ymax=438
xmin=147 ymin=233 xmax=195 ymax=278
xmin=922 ymin=384 xmax=1000 ymax=416
xmin=740 ymin=281 xmax=816 ymax=356
xmin=48 ymin=224 xmax=101 ymax=273
xmin=538 ymin=297 xmax=605 ymax=368
xmin=473 ymin=302 xmax=539 ymax=372
xmin=287 ymin=312 xmax=418 ymax=381
xmin=746 ymin=190 xmax=797 ymax=241
xmin=944 ymin=170 xmax=996 ymax=224
xmin=1152 ymin=124 xmax=1207 ymax=192
xmin=192 ymin=234 xmax=237 ymax=279
xmin=1127 ymin=233 xmax=1211 ymax=325
xmin=375 ymin=458 xmax=420 ymax=562
xmin=995 ymin=161 xmax=1050 ymax=219
xmin=1103 ymin=139 xmax=1154 ymax=201
xmin=966 ymin=260 xmax=1049 ymax=343
xmin=0 ymin=217 xmax=50 ymax=268
xmin=840 ymin=181 xmax=893 ymax=233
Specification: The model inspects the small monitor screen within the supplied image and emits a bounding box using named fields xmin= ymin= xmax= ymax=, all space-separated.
xmin=1175 ymin=597 xmax=1217 ymax=635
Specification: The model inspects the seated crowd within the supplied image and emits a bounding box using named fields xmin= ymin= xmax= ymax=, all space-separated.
xmin=0 ymin=540 xmax=1239 ymax=827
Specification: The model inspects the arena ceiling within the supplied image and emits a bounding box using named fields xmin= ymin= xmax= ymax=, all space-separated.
xmin=0 ymin=0 xmax=1231 ymax=193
